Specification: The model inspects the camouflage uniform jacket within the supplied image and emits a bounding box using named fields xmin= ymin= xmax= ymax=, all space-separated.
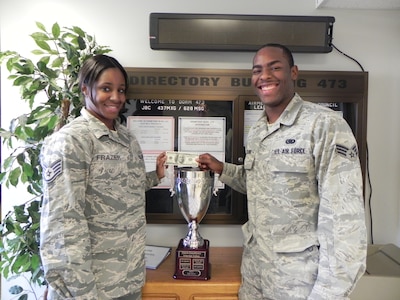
xmin=220 ymin=94 xmax=367 ymax=299
xmin=40 ymin=108 xmax=160 ymax=300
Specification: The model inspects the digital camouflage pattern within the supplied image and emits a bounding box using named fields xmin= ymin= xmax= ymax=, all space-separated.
xmin=220 ymin=94 xmax=367 ymax=300
xmin=40 ymin=108 xmax=160 ymax=300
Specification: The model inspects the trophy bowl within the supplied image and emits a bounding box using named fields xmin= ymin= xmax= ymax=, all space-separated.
xmin=172 ymin=166 xmax=215 ymax=280
xmin=174 ymin=167 xmax=214 ymax=248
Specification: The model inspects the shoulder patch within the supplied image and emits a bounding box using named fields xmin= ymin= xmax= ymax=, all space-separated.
xmin=43 ymin=159 xmax=63 ymax=183
xmin=335 ymin=144 xmax=358 ymax=161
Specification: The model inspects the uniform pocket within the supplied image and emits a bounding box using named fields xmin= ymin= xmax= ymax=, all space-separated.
xmin=269 ymin=155 xmax=312 ymax=205
xmin=273 ymin=233 xmax=319 ymax=253
xmin=241 ymin=222 xmax=254 ymax=246
xmin=91 ymin=159 xmax=129 ymax=179
xmin=269 ymin=154 xmax=310 ymax=174
xmin=91 ymin=228 xmax=129 ymax=285
xmin=244 ymin=153 xmax=255 ymax=170
xmin=272 ymin=233 xmax=319 ymax=288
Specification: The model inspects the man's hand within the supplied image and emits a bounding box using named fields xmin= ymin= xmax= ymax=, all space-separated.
xmin=197 ymin=153 xmax=224 ymax=175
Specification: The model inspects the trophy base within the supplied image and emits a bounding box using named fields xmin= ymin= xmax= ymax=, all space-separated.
xmin=173 ymin=238 xmax=210 ymax=280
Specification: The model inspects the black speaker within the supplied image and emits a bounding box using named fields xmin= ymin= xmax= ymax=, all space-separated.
xmin=150 ymin=13 xmax=335 ymax=53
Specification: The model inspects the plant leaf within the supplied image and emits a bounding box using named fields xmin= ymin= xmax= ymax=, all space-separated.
xmin=9 ymin=167 xmax=22 ymax=186
xmin=9 ymin=285 xmax=23 ymax=294
xmin=51 ymin=56 xmax=64 ymax=68
xmin=31 ymin=49 xmax=45 ymax=55
xmin=31 ymin=32 xmax=49 ymax=42
xmin=13 ymin=76 xmax=32 ymax=86
xmin=34 ymin=40 xmax=51 ymax=52
xmin=35 ymin=21 xmax=46 ymax=32
xmin=18 ymin=294 xmax=29 ymax=300
xmin=2 ymin=156 xmax=14 ymax=169
xmin=52 ymin=23 xmax=60 ymax=39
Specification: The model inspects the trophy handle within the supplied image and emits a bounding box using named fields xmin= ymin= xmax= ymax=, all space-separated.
xmin=169 ymin=187 xmax=175 ymax=197
xmin=213 ymin=187 xmax=218 ymax=196
xmin=212 ymin=174 xmax=220 ymax=196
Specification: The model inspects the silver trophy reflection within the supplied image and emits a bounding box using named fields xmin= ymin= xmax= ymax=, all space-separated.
xmin=172 ymin=167 xmax=215 ymax=280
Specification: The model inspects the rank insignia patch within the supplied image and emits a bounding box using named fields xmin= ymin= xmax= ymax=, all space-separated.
xmin=335 ymin=144 xmax=358 ymax=161
xmin=43 ymin=159 xmax=63 ymax=183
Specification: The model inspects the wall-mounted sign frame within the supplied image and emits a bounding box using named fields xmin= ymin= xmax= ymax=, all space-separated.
xmin=123 ymin=67 xmax=368 ymax=225
xmin=149 ymin=13 xmax=335 ymax=53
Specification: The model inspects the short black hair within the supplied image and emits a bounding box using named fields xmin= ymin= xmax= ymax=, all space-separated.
xmin=256 ymin=43 xmax=294 ymax=67
xmin=78 ymin=54 xmax=128 ymax=95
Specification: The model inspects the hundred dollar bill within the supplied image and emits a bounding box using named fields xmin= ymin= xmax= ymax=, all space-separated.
xmin=166 ymin=151 xmax=199 ymax=166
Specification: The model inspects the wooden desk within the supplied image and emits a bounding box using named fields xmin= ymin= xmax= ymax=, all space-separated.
xmin=142 ymin=247 xmax=242 ymax=300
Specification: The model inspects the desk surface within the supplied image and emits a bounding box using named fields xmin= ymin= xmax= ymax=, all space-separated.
xmin=143 ymin=245 xmax=400 ymax=300
xmin=143 ymin=247 xmax=242 ymax=291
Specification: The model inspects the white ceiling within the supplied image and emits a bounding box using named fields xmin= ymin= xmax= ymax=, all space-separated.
xmin=316 ymin=0 xmax=400 ymax=10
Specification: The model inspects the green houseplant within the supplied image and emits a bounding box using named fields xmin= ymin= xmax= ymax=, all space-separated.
xmin=0 ymin=22 xmax=111 ymax=299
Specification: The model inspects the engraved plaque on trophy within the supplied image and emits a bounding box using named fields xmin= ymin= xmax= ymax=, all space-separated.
xmin=171 ymin=166 xmax=214 ymax=280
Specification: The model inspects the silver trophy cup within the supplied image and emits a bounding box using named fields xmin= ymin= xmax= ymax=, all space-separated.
xmin=173 ymin=167 xmax=214 ymax=249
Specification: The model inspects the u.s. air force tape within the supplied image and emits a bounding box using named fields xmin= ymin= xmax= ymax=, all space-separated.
xmin=335 ymin=144 xmax=358 ymax=161
xmin=43 ymin=159 xmax=63 ymax=183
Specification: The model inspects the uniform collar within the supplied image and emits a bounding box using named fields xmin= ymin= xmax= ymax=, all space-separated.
xmin=81 ymin=107 xmax=120 ymax=138
xmin=261 ymin=93 xmax=303 ymax=127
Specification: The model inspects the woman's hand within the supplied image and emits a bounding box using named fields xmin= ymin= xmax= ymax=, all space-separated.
xmin=156 ymin=152 xmax=167 ymax=179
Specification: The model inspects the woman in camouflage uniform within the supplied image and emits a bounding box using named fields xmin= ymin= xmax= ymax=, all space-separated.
xmin=40 ymin=55 xmax=167 ymax=300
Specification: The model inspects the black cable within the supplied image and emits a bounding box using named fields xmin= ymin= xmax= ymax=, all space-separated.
xmin=331 ymin=43 xmax=365 ymax=72
xmin=366 ymin=143 xmax=373 ymax=244
xmin=331 ymin=43 xmax=372 ymax=242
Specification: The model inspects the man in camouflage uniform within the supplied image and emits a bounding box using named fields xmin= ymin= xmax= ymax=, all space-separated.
xmin=197 ymin=44 xmax=367 ymax=299
xmin=40 ymin=55 xmax=166 ymax=299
